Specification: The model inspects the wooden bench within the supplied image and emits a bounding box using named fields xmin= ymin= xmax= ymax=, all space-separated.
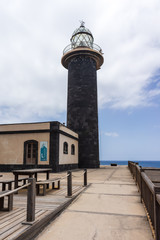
xmin=0 ymin=178 xmax=29 ymax=191
xmin=36 ymin=178 xmax=60 ymax=196
xmin=0 ymin=190 xmax=13 ymax=211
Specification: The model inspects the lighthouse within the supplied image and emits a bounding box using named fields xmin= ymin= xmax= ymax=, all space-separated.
xmin=61 ymin=22 xmax=104 ymax=168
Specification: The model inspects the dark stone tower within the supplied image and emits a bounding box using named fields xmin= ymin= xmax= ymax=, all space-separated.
xmin=61 ymin=22 xmax=104 ymax=168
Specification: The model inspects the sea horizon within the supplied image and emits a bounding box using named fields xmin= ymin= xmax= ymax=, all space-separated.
xmin=100 ymin=160 xmax=160 ymax=168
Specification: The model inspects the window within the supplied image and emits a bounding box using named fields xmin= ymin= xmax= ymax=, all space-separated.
xmin=63 ymin=142 xmax=68 ymax=154
xmin=71 ymin=144 xmax=75 ymax=155
xmin=24 ymin=140 xmax=38 ymax=165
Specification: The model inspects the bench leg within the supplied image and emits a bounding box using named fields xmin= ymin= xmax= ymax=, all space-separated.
xmin=52 ymin=181 xmax=60 ymax=190
xmin=14 ymin=175 xmax=18 ymax=194
xmin=36 ymin=184 xmax=46 ymax=196
xmin=8 ymin=182 xmax=12 ymax=190
xmin=43 ymin=184 xmax=46 ymax=196
xmin=46 ymin=172 xmax=49 ymax=189
xmin=2 ymin=182 xmax=12 ymax=191
xmin=8 ymin=194 xmax=13 ymax=211
xmin=23 ymin=179 xmax=26 ymax=185
xmin=0 ymin=195 xmax=13 ymax=211
xmin=36 ymin=185 xmax=40 ymax=196
xmin=2 ymin=183 xmax=6 ymax=191
xmin=35 ymin=173 xmax=38 ymax=181
xmin=57 ymin=181 xmax=60 ymax=189
xmin=0 ymin=197 xmax=4 ymax=210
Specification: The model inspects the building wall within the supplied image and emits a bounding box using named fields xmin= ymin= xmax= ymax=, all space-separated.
xmin=59 ymin=133 xmax=78 ymax=165
xmin=0 ymin=132 xmax=50 ymax=165
xmin=0 ymin=122 xmax=50 ymax=131
xmin=59 ymin=125 xmax=78 ymax=138
xmin=67 ymin=56 xmax=99 ymax=168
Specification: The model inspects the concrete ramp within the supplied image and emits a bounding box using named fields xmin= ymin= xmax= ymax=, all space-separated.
xmin=36 ymin=166 xmax=153 ymax=240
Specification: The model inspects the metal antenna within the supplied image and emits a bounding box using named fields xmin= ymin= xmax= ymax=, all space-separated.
xmin=80 ymin=20 xmax=85 ymax=27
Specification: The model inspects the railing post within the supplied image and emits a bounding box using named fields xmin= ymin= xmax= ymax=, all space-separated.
xmin=67 ymin=171 xmax=72 ymax=197
xmin=140 ymin=167 xmax=143 ymax=203
xmin=154 ymin=186 xmax=157 ymax=240
xmin=84 ymin=169 xmax=87 ymax=186
xmin=27 ymin=178 xmax=36 ymax=222
xmin=154 ymin=186 xmax=160 ymax=240
xmin=135 ymin=163 xmax=138 ymax=184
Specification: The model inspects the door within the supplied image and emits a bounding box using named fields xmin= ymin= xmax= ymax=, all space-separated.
xmin=24 ymin=140 xmax=38 ymax=165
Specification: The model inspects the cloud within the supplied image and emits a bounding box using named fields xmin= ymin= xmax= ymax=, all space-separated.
xmin=105 ymin=132 xmax=119 ymax=137
xmin=96 ymin=0 xmax=160 ymax=109
xmin=0 ymin=1 xmax=68 ymax=123
xmin=0 ymin=0 xmax=160 ymax=123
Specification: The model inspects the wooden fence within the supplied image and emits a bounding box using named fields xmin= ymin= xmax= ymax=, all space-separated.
xmin=128 ymin=161 xmax=160 ymax=240
xmin=0 ymin=169 xmax=87 ymax=223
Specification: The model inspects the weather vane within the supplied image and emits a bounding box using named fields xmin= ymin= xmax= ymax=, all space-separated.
xmin=80 ymin=20 xmax=85 ymax=27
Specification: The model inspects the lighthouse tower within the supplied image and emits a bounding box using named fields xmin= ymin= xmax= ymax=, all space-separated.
xmin=61 ymin=22 xmax=104 ymax=168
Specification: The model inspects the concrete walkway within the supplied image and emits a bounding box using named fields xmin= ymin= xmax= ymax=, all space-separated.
xmin=36 ymin=166 xmax=153 ymax=240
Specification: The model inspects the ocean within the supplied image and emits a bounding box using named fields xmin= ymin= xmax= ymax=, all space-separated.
xmin=100 ymin=160 xmax=160 ymax=168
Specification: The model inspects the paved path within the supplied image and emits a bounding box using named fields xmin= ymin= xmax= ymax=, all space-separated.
xmin=36 ymin=166 xmax=153 ymax=240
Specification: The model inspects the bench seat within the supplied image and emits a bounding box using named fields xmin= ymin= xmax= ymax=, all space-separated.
xmin=36 ymin=178 xmax=60 ymax=196
xmin=0 ymin=190 xmax=13 ymax=211
xmin=0 ymin=178 xmax=28 ymax=191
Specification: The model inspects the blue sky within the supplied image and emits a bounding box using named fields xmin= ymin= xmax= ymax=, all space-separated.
xmin=0 ymin=0 xmax=160 ymax=161
xmin=99 ymin=107 xmax=160 ymax=160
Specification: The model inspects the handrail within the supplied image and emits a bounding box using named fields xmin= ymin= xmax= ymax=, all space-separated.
xmin=63 ymin=43 xmax=103 ymax=55
xmin=71 ymin=169 xmax=85 ymax=172
xmin=59 ymin=174 xmax=70 ymax=181
xmin=141 ymin=172 xmax=155 ymax=194
xmin=141 ymin=168 xmax=160 ymax=171
xmin=0 ymin=183 xmax=31 ymax=198
xmin=0 ymin=170 xmax=88 ymax=223
xmin=72 ymin=171 xmax=85 ymax=177
xmin=128 ymin=161 xmax=160 ymax=240
xmin=0 ymin=178 xmax=35 ymax=223
xmin=136 ymin=165 xmax=141 ymax=172
xmin=57 ymin=170 xmax=86 ymax=180
xmin=72 ymin=173 xmax=84 ymax=177
xmin=67 ymin=169 xmax=87 ymax=197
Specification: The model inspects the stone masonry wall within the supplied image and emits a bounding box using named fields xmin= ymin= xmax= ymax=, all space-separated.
xmin=67 ymin=55 xmax=99 ymax=168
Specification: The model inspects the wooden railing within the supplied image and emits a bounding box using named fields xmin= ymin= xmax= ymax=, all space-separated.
xmin=0 ymin=169 xmax=88 ymax=223
xmin=128 ymin=161 xmax=160 ymax=240
xmin=67 ymin=169 xmax=87 ymax=197
xmin=0 ymin=178 xmax=35 ymax=223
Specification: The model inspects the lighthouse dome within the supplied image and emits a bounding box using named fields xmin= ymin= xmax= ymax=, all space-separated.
xmin=70 ymin=21 xmax=94 ymax=49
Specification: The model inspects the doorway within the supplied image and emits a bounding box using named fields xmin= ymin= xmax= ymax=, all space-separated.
xmin=24 ymin=140 xmax=38 ymax=165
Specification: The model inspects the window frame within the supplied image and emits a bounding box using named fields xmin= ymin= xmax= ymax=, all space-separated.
xmin=63 ymin=142 xmax=68 ymax=154
xmin=71 ymin=144 xmax=75 ymax=155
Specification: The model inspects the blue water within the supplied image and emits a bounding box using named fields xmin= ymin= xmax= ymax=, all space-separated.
xmin=100 ymin=160 xmax=160 ymax=168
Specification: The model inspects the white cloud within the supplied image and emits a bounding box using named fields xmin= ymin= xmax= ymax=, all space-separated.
xmin=105 ymin=132 xmax=119 ymax=137
xmin=96 ymin=0 xmax=160 ymax=109
xmin=0 ymin=0 xmax=160 ymax=123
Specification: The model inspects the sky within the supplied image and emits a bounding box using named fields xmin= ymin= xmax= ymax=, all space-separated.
xmin=0 ymin=0 xmax=160 ymax=161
